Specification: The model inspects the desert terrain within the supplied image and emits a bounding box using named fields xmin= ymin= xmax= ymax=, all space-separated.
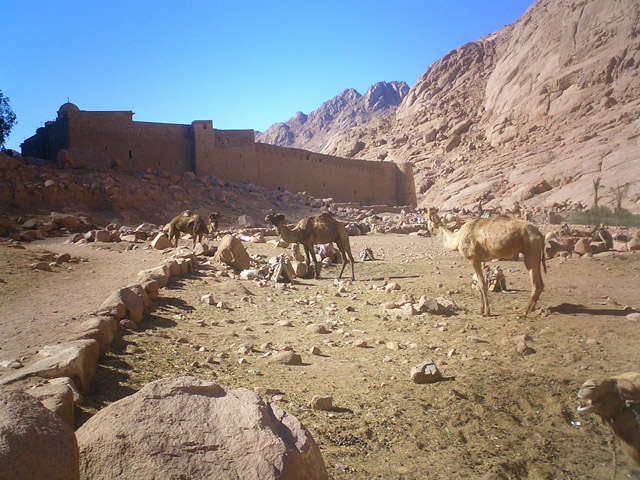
xmin=1 ymin=219 xmax=639 ymax=479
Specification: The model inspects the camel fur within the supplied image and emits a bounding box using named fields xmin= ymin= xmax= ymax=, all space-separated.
xmin=578 ymin=372 xmax=640 ymax=468
xmin=426 ymin=207 xmax=546 ymax=318
xmin=168 ymin=213 xmax=209 ymax=248
xmin=265 ymin=212 xmax=355 ymax=281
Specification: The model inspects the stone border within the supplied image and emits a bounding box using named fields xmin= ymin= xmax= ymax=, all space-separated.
xmin=0 ymin=245 xmax=200 ymax=426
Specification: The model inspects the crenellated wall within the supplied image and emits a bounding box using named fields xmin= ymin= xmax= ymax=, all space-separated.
xmin=22 ymin=106 xmax=416 ymax=206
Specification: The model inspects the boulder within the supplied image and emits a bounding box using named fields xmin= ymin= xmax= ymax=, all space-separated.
xmin=237 ymin=214 xmax=258 ymax=228
xmin=152 ymin=232 xmax=174 ymax=250
xmin=138 ymin=266 xmax=170 ymax=289
xmin=94 ymin=229 xmax=112 ymax=242
xmin=55 ymin=148 xmax=74 ymax=168
xmin=0 ymin=340 xmax=100 ymax=392
xmin=50 ymin=212 xmax=79 ymax=231
xmin=213 ymin=234 xmax=251 ymax=270
xmin=100 ymin=287 xmax=144 ymax=323
xmin=27 ymin=380 xmax=76 ymax=427
xmin=75 ymin=377 xmax=328 ymax=480
xmin=627 ymin=238 xmax=640 ymax=251
xmin=573 ymin=238 xmax=592 ymax=255
xmin=0 ymin=390 xmax=79 ymax=480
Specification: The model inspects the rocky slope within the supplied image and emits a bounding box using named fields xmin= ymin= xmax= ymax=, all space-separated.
xmin=322 ymin=0 xmax=640 ymax=212
xmin=256 ymin=81 xmax=409 ymax=153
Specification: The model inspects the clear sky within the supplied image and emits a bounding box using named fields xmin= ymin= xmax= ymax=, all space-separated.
xmin=3 ymin=0 xmax=534 ymax=151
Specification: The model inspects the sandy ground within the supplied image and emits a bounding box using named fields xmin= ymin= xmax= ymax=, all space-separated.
xmin=1 ymin=231 xmax=640 ymax=479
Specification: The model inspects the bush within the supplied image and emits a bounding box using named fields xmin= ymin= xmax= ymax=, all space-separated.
xmin=567 ymin=206 xmax=640 ymax=227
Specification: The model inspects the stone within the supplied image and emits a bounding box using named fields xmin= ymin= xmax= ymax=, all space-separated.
xmin=213 ymin=234 xmax=251 ymax=270
xmin=94 ymin=229 xmax=112 ymax=242
xmin=79 ymin=317 xmax=115 ymax=347
xmin=310 ymin=395 xmax=333 ymax=411
xmin=269 ymin=351 xmax=303 ymax=365
xmin=27 ymin=379 xmax=76 ymax=427
xmin=384 ymin=282 xmax=400 ymax=292
xmin=306 ymin=323 xmax=329 ymax=334
xmin=291 ymin=260 xmax=307 ymax=277
xmin=612 ymin=240 xmax=629 ymax=252
xmin=309 ymin=346 xmax=321 ymax=355
xmin=0 ymin=390 xmax=79 ymax=480
xmin=50 ymin=212 xmax=79 ymax=231
xmin=138 ymin=266 xmax=170 ymax=289
xmin=33 ymin=261 xmax=53 ymax=272
xmin=151 ymin=232 xmax=174 ymax=250
xmin=626 ymin=312 xmax=640 ymax=322
xmin=55 ymin=148 xmax=74 ymax=168
xmin=75 ymin=377 xmax=328 ymax=480
xmin=410 ymin=360 xmax=442 ymax=384
xmin=0 ymin=340 xmax=100 ymax=392
xmin=101 ymin=287 xmax=144 ymax=323
xmin=237 ymin=214 xmax=258 ymax=227
xmin=201 ymin=293 xmax=216 ymax=305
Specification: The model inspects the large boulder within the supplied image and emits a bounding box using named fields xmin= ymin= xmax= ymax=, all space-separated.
xmin=0 ymin=390 xmax=79 ymax=480
xmin=213 ymin=234 xmax=251 ymax=270
xmin=76 ymin=376 xmax=328 ymax=480
xmin=100 ymin=287 xmax=144 ymax=323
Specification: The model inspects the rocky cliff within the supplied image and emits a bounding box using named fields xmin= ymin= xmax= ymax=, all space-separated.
xmin=256 ymin=81 xmax=409 ymax=153
xmin=321 ymin=0 xmax=640 ymax=212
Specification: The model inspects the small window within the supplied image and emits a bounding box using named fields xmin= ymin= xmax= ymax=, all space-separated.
xmin=203 ymin=124 xmax=207 ymax=129
xmin=128 ymin=150 xmax=133 ymax=159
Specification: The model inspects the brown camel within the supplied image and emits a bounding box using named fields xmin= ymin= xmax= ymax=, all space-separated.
xmin=168 ymin=212 xmax=209 ymax=248
xmin=265 ymin=212 xmax=355 ymax=280
xmin=426 ymin=207 xmax=546 ymax=318
xmin=578 ymin=372 xmax=640 ymax=468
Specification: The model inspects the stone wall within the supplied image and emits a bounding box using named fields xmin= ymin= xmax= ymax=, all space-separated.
xmin=22 ymin=108 xmax=416 ymax=206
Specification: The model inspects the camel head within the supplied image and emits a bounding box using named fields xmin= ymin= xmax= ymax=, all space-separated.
xmin=209 ymin=212 xmax=220 ymax=222
xmin=265 ymin=213 xmax=286 ymax=227
xmin=426 ymin=207 xmax=441 ymax=228
xmin=578 ymin=372 xmax=640 ymax=418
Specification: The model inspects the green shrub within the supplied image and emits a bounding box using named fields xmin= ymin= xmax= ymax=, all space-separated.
xmin=567 ymin=206 xmax=640 ymax=227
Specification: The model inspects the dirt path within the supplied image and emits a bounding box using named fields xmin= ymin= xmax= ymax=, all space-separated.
xmin=0 ymin=237 xmax=166 ymax=363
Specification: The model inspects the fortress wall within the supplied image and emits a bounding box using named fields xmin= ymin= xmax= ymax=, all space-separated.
xmin=66 ymin=112 xmax=193 ymax=173
xmin=193 ymin=121 xmax=259 ymax=182
xmin=22 ymin=117 xmax=69 ymax=161
xmin=254 ymin=143 xmax=414 ymax=206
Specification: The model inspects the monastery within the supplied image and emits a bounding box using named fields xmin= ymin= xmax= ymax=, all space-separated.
xmin=22 ymin=103 xmax=416 ymax=206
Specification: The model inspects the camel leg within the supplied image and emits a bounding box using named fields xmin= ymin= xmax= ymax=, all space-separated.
xmin=336 ymin=238 xmax=356 ymax=281
xmin=522 ymin=261 xmax=544 ymax=318
xmin=471 ymin=259 xmax=490 ymax=316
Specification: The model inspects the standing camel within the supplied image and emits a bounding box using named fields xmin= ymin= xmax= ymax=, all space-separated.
xmin=265 ymin=212 xmax=355 ymax=281
xmin=426 ymin=207 xmax=546 ymax=318
xmin=168 ymin=212 xmax=209 ymax=248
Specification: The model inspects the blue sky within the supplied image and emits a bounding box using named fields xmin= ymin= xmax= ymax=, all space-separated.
xmin=3 ymin=0 xmax=534 ymax=151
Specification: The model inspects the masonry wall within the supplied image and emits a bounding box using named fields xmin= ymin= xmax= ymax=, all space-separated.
xmin=253 ymin=144 xmax=415 ymax=206
xmin=193 ymin=121 xmax=259 ymax=182
xmin=21 ymin=117 xmax=69 ymax=161
xmin=65 ymin=111 xmax=194 ymax=173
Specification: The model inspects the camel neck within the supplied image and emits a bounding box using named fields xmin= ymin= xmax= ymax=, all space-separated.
xmin=277 ymin=223 xmax=297 ymax=243
xmin=433 ymin=222 xmax=460 ymax=251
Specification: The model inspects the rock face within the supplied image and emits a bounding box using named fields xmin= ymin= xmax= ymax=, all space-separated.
xmin=321 ymin=0 xmax=640 ymax=213
xmin=76 ymin=376 xmax=328 ymax=480
xmin=256 ymin=81 xmax=409 ymax=153
xmin=0 ymin=390 xmax=80 ymax=480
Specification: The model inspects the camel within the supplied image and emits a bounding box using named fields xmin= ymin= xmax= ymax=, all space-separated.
xmin=168 ymin=212 xmax=209 ymax=248
xmin=265 ymin=212 xmax=355 ymax=281
xmin=578 ymin=372 xmax=640 ymax=468
xmin=426 ymin=207 xmax=546 ymax=318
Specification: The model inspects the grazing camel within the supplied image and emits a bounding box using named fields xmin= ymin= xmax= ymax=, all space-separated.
xmin=168 ymin=212 xmax=209 ymax=248
xmin=578 ymin=372 xmax=640 ymax=468
xmin=426 ymin=207 xmax=546 ymax=318
xmin=265 ymin=212 xmax=355 ymax=281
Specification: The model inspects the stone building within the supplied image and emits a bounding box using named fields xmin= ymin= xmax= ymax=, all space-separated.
xmin=22 ymin=103 xmax=416 ymax=206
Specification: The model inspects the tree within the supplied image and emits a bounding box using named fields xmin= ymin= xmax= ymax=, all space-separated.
xmin=0 ymin=90 xmax=17 ymax=150
xmin=610 ymin=181 xmax=630 ymax=212
xmin=592 ymin=176 xmax=602 ymax=208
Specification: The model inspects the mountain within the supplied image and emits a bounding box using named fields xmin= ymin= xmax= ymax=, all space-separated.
xmin=256 ymin=81 xmax=409 ymax=153
xmin=321 ymin=0 xmax=640 ymax=212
